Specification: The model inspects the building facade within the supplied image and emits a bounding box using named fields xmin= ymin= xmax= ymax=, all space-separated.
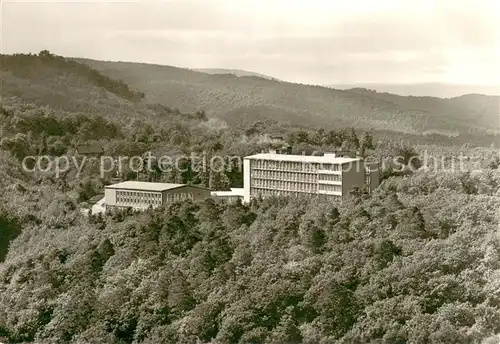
xmin=104 ymin=181 xmax=210 ymax=211
xmin=243 ymin=152 xmax=379 ymax=203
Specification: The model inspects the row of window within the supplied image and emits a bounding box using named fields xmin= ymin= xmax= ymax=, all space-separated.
xmin=318 ymin=174 xmax=342 ymax=182
xmin=251 ymin=180 xmax=318 ymax=193
xmin=251 ymin=170 xmax=320 ymax=182
xmin=116 ymin=190 xmax=162 ymax=199
xmin=115 ymin=190 xmax=194 ymax=206
xmin=251 ymin=160 xmax=341 ymax=172
xmin=166 ymin=193 xmax=194 ymax=202
xmin=116 ymin=190 xmax=162 ymax=206
xmin=117 ymin=197 xmax=162 ymax=206
xmin=251 ymin=188 xmax=342 ymax=200
xmin=252 ymin=189 xmax=304 ymax=198
xmin=318 ymin=184 xmax=342 ymax=193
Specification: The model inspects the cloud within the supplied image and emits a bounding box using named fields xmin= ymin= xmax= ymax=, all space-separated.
xmin=1 ymin=0 xmax=499 ymax=85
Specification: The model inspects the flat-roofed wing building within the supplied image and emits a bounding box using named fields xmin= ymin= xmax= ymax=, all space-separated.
xmin=211 ymin=188 xmax=244 ymax=204
xmin=104 ymin=181 xmax=210 ymax=211
xmin=243 ymin=151 xmax=379 ymax=203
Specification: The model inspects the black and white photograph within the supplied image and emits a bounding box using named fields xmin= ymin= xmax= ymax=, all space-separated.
xmin=0 ymin=0 xmax=499 ymax=343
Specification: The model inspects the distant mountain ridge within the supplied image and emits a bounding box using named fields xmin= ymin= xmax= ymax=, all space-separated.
xmin=75 ymin=58 xmax=499 ymax=135
xmin=194 ymin=68 xmax=280 ymax=81
xmin=327 ymin=83 xmax=500 ymax=98
xmin=336 ymin=88 xmax=500 ymax=131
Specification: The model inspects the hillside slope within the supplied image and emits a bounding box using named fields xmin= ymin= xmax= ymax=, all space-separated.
xmin=0 ymin=52 xmax=165 ymax=123
xmin=76 ymin=58 xmax=497 ymax=135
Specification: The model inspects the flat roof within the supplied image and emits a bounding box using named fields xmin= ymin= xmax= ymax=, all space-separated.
xmin=88 ymin=194 xmax=105 ymax=204
xmin=244 ymin=153 xmax=362 ymax=164
xmin=105 ymin=181 xmax=187 ymax=192
xmin=211 ymin=188 xmax=245 ymax=197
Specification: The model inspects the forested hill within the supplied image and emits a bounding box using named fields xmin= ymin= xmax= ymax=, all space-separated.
xmin=0 ymin=52 xmax=157 ymax=121
xmin=342 ymin=88 xmax=500 ymax=131
xmin=76 ymin=57 xmax=498 ymax=135
xmin=0 ymin=52 xmax=498 ymax=147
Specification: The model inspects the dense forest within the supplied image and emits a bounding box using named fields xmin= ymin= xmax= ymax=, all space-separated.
xmin=1 ymin=167 xmax=500 ymax=343
xmin=0 ymin=51 xmax=500 ymax=343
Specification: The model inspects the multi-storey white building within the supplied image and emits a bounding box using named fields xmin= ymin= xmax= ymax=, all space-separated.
xmin=243 ymin=151 xmax=379 ymax=203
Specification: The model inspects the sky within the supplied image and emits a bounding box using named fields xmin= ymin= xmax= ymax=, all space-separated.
xmin=1 ymin=0 xmax=500 ymax=86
